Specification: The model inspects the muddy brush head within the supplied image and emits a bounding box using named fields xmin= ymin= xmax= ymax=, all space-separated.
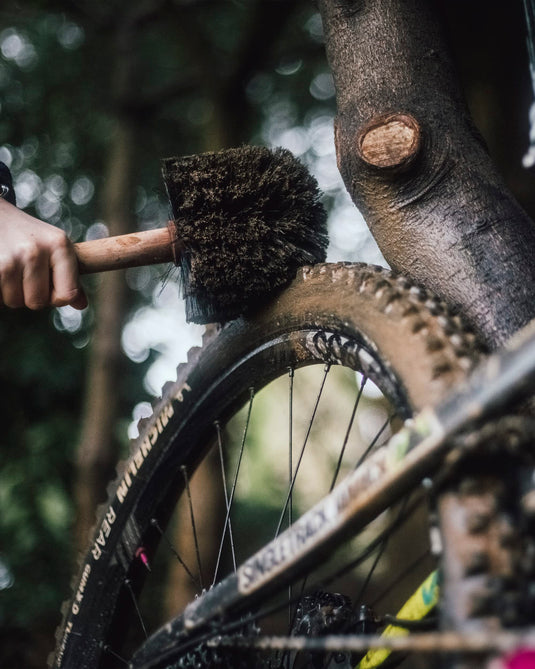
xmin=162 ymin=146 xmax=328 ymax=324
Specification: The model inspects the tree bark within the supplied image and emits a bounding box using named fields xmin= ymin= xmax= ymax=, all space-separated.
xmin=318 ymin=0 xmax=535 ymax=348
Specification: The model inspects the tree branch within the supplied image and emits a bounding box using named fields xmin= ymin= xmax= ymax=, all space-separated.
xmin=318 ymin=0 xmax=535 ymax=347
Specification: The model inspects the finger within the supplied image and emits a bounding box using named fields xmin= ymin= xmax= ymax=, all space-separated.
xmin=68 ymin=285 xmax=88 ymax=311
xmin=0 ymin=258 xmax=24 ymax=308
xmin=22 ymin=247 xmax=51 ymax=310
xmin=49 ymin=238 xmax=80 ymax=308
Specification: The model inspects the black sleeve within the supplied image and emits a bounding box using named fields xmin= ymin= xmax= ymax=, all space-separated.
xmin=0 ymin=161 xmax=16 ymax=205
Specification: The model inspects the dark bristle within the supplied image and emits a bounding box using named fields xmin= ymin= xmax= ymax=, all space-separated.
xmin=162 ymin=146 xmax=328 ymax=324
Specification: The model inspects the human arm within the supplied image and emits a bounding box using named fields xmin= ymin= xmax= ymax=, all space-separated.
xmin=0 ymin=163 xmax=87 ymax=310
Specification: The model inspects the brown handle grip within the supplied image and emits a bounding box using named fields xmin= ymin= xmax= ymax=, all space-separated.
xmin=74 ymin=225 xmax=177 ymax=274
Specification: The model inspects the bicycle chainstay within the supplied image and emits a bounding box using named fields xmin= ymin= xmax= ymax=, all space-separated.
xmin=163 ymin=590 xmax=362 ymax=669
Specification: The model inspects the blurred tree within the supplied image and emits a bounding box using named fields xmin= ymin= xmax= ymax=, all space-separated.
xmin=0 ymin=1 xmax=328 ymax=665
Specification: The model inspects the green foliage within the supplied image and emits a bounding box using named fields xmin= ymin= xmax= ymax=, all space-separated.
xmin=0 ymin=1 xmax=334 ymax=663
xmin=0 ymin=309 xmax=84 ymax=628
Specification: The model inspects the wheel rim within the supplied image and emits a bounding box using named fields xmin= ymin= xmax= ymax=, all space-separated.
xmin=55 ymin=263 xmax=479 ymax=669
xmin=101 ymin=335 xmax=428 ymax=667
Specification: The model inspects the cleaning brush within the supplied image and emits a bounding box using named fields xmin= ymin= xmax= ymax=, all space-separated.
xmin=74 ymin=145 xmax=328 ymax=324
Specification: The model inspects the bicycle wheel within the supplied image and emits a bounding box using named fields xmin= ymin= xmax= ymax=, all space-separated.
xmin=52 ymin=262 xmax=480 ymax=669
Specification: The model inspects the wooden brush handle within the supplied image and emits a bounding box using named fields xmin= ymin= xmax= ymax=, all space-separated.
xmin=74 ymin=224 xmax=179 ymax=274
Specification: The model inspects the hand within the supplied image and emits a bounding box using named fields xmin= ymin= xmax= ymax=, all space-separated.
xmin=0 ymin=198 xmax=87 ymax=310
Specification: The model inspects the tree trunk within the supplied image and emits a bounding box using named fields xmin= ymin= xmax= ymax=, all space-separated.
xmin=318 ymin=0 xmax=535 ymax=348
xmin=74 ymin=120 xmax=136 ymax=551
xmin=73 ymin=0 xmax=161 ymax=552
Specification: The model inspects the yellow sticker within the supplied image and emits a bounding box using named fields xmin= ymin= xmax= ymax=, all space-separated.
xmin=357 ymin=570 xmax=439 ymax=669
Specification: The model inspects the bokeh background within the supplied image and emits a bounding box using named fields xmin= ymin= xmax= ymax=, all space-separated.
xmin=0 ymin=1 xmax=534 ymax=666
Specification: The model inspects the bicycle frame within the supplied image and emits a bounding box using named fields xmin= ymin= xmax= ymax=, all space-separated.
xmin=130 ymin=320 xmax=535 ymax=668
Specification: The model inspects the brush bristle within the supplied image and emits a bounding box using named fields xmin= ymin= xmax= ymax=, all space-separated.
xmin=162 ymin=146 xmax=328 ymax=324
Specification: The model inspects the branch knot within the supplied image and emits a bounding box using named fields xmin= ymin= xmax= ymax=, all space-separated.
xmin=357 ymin=113 xmax=421 ymax=171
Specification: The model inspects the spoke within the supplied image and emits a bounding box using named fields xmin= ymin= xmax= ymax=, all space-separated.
xmin=354 ymin=497 xmax=410 ymax=607
xmin=103 ymin=645 xmax=129 ymax=666
xmin=287 ymin=367 xmax=294 ymax=636
xmin=171 ymin=496 xmax=427 ymax=668
xmin=319 ymin=491 xmax=426 ymax=592
xmin=124 ymin=579 xmax=148 ymax=639
xmin=150 ymin=518 xmax=201 ymax=591
xmin=212 ymin=387 xmax=255 ymax=586
xmin=215 ymin=421 xmax=237 ymax=572
xmin=330 ymin=372 xmax=368 ymax=492
xmin=181 ymin=465 xmax=204 ymax=590
xmin=288 ymin=367 xmax=294 ymax=529
xmin=149 ymin=364 xmax=429 ymax=667
xmin=253 ymin=497 xmax=427 ymax=644
xmin=274 ymin=365 xmax=331 ymax=539
xmin=354 ymin=412 xmax=393 ymax=470
xmin=371 ymin=548 xmax=432 ymax=610
xmin=282 ymin=498 xmax=425 ymax=648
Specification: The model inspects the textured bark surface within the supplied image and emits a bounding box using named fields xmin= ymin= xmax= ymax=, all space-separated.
xmin=319 ymin=0 xmax=535 ymax=348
